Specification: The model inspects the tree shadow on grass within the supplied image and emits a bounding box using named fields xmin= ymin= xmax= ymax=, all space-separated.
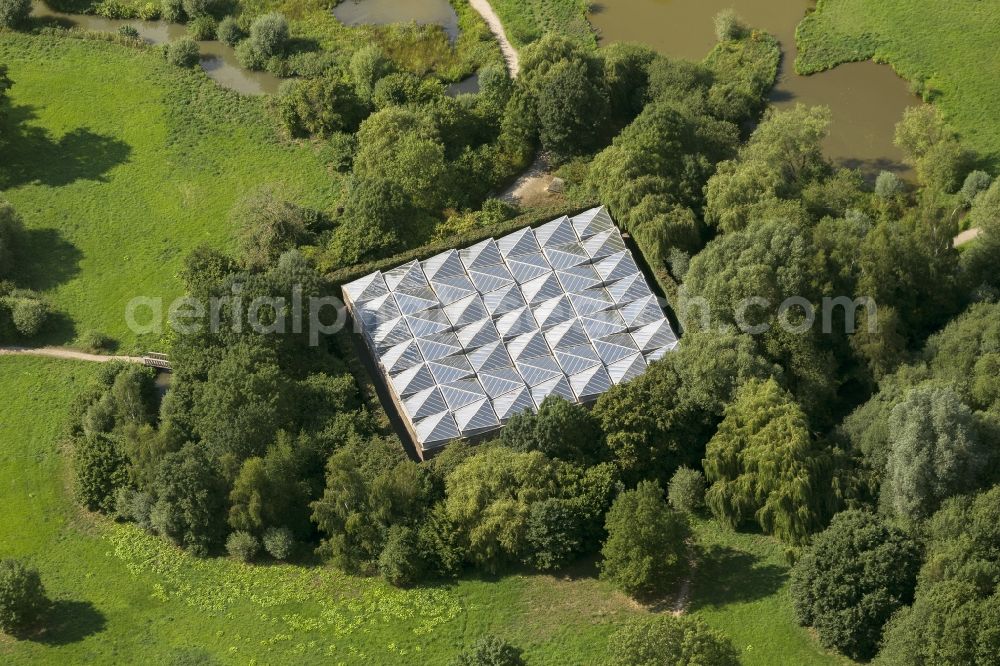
xmin=686 ymin=544 xmax=787 ymax=611
xmin=0 ymin=104 xmax=132 ymax=190
xmin=13 ymin=228 xmax=83 ymax=292
xmin=30 ymin=600 xmax=106 ymax=646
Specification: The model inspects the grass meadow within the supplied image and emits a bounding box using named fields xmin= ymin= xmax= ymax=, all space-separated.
xmin=796 ymin=0 xmax=1000 ymax=169
xmin=489 ymin=0 xmax=595 ymax=48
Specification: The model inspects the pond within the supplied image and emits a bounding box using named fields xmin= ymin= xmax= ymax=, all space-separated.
xmin=589 ymin=0 xmax=920 ymax=178
xmin=30 ymin=1 xmax=283 ymax=95
xmin=332 ymin=0 xmax=460 ymax=42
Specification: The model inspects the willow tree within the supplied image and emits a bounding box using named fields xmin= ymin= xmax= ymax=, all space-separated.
xmin=703 ymin=378 xmax=831 ymax=544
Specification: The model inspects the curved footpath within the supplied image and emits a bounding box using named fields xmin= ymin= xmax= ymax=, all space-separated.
xmin=469 ymin=0 xmax=520 ymax=77
xmin=0 ymin=346 xmax=144 ymax=364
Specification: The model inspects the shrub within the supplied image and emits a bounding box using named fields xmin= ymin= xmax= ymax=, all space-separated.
xmin=378 ymin=525 xmax=422 ymax=587
xmin=216 ymin=15 xmax=242 ymax=46
xmin=0 ymin=199 xmax=23 ymax=279
xmin=235 ymin=39 xmax=266 ymax=71
xmin=452 ymin=635 xmax=525 ymax=666
xmin=165 ymin=38 xmax=200 ymax=68
xmin=525 ymin=497 xmax=584 ymax=570
xmin=248 ymin=12 xmax=288 ymax=58
xmin=188 ymin=15 xmax=216 ymax=41
xmin=608 ymin=615 xmax=739 ymax=666
xmin=226 ymin=531 xmax=260 ymax=562
xmin=74 ymin=433 xmax=130 ymax=514
xmin=960 ymin=170 xmax=992 ymax=207
xmin=229 ymin=184 xmax=310 ymax=269
xmin=160 ymin=0 xmax=184 ymax=23
xmin=9 ymin=295 xmax=48 ymax=337
xmin=137 ymin=2 xmax=158 ymax=20
xmin=262 ymin=526 xmax=294 ymax=560
xmin=79 ymin=330 xmax=116 ymax=353
xmin=667 ymin=466 xmax=706 ymax=514
xmin=874 ymin=170 xmax=905 ymax=200
xmin=117 ymin=25 xmax=140 ymax=39
xmin=181 ymin=0 xmax=217 ymax=19
xmin=0 ymin=559 xmax=47 ymax=635
xmin=713 ymin=9 xmax=746 ymax=42
xmin=0 ymin=0 xmax=30 ymax=30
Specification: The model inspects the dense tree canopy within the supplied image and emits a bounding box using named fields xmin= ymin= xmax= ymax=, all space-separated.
xmin=608 ymin=614 xmax=739 ymax=666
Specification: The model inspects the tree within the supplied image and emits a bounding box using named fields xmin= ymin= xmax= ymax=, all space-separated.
xmin=7 ymin=294 xmax=48 ymax=337
xmin=0 ymin=0 xmax=30 ymax=30
xmin=275 ymin=77 xmax=367 ymax=139
xmin=667 ymin=466 xmax=706 ymax=514
xmin=790 ymin=510 xmax=920 ymax=659
xmin=533 ymin=58 xmax=609 ymax=161
xmin=226 ymin=531 xmax=260 ymax=562
xmin=703 ymin=379 xmax=832 ymax=544
xmin=327 ymin=177 xmax=416 ymax=265
xmin=608 ymin=615 xmax=739 ymax=666
xmin=959 ymin=170 xmax=992 ymax=207
xmin=74 ymin=433 xmax=130 ymax=514
xmin=0 ymin=559 xmax=47 ymax=635
xmin=378 ymin=525 xmax=422 ymax=587
xmin=499 ymin=395 xmax=602 ymax=462
xmin=248 ymin=12 xmax=288 ymax=58
xmin=216 ymin=16 xmax=242 ymax=46
xmin=883 ymin=385 xmax=985 ymax=521
xmin=165 ymin=39 xmax=200 ymax=69
xmin=600 ymin=480 xmax=689 ymax=597
xmin=713 ymin=9 xmax=746 ymax=42
xmin=894 ymin=105 xmax=969 ymax=192
xmin=262 ymin=526 xmax=294 ymax=560
xmin=349 ymin=44 xmax=394 ymax=103
xmin=230 ymin=185 xmax=311 ymax=269
xmin=149 ymin=443 xmax=228 ymax=554
xmin=874 ymin=170 xmax=905 ymax=200
xmin=452 ymin=635 xmax=524 ymax=666
xmin=524 ymin=497 xmax=585 ymax=570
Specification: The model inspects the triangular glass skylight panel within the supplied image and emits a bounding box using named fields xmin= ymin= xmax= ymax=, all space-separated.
xmin=580 ymin=310 xmax=627 ymax=339
xmin=645 ymin=345 xmax=676 ymax=363
xmin=555 ymin=344 xmax=602 ymax=376
xmin=506 ymin=330 xmax=551 ymax=362
xmin=430 ymin=275 xmax=477 ymax=306
xmin=543 ymin=242 xmax=590 ymax=270
xmin=404 ymin=308 xmax=452 ymax=338
xmin=428 ymin=354 xmax=476 ymax=384
xmin=569 ymin=365 xmax=613 ymax=401
xmin=414 ymin=411 xmax=460 ymax=447
xmin=414 ymin=331 xmax=464 ymax=361
xmin=531 ymin=374 xmax=576 ymax=406
xmin=492 ymin=386 xmax=537 ymax=422
xmin=468 ymin=340 xmax=512 ymax=372
xmin=505 ymin=252 xmax=552 ymax=282
xmin=520 ymin=272 xmax=563 ymax=305
xmin=357 ymin=292 xmax=400 ymax=329
xmin=545 ymin=318 xmax=591 ymax=350
xmin=619 ymin=295 xmax=665 ymax=329
xmin=444 ymin=294 xmax=488 ymax=328
xmin=383 ymin=260 xmax=427 ymax=291
xmin=403 ymin=386 xmax=448 ymax=421
xmin=595 ymin=250 xmax=640 ymax=283
xmin=497 ymin=227 xmax=540 ymax=257
xmin=607 ymin=352 xmax=648 ymax=385
xmin=532 ymin=294 xmax=577 ymax=330
xmin=455 ymin=318 xmax=500 ymax=350
xmin=483 ymin=284 xmax=526 ymax=317
xmin=380 ymin=338 xmax=424 ymax=374
xmin=569 ymin=287 xmax=615 ymax=317
xmin=372 ymin=316 xmax=412 ymax=350
xmin=593 ymin=332 xmax=640 ymax=365
xmin=606 ymin=273 xmax=653 ymax=305
xmin=534 ymin=215 xmax=579 ymax=247
xmin=441 ymin=378 xmax=487 ymax=411
xmin=422 ymin=249 xmax=465 ymax=282
xmin=583 ymin=228 xmax=627 ymax=260
xmin=631 ymin=319 xmax=678 ymax=352
xmin=393 ymin=287 xmax=438 ymax=316
xmin=516 ymin=355 xmax=564 ymax=387
xmin=495 ymin=306 xmax=537 ymax=340
xmin=460 ymin=238 xmax=503 ymax=270
xmin=469 ymin=263 xmax=515 ymax=293
xmin=391 ymin=363 xmax=436 ymax=397
xmin=479 ymin=366 xmax=528 ymax=398
xmin=556 ymin=265 xmax=603 ymax=294
xmin=343 ymin=271 xmax=388 ymax=305
xmin=572 ymin=205 xmax=614 ymax=239
xmin=454 ymin=398 xmax=500 ymax=434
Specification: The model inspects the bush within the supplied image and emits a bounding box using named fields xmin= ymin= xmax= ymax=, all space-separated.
xmin=188 ymin=15 xmax=216 ymax=41
xmin=0 ymin=559 xmax=47 ymax=635
xmin=608 ymin=615 xmax=739 ymax=666
xmin=713 ymin=9 xmax=746 ymax=42
xmin=226 ymin=531 xmax=260 ymax=562
xmin=117 ymin=25 xmax=140 ymax=39
xmin=79 ymin=330 xmax=116 ymax=353
xmin=378 ymin=525 xmax=422 ymax=587
xmin=960 ymin=170 xmax=992 ymax=207
xmin=0 ymin=0 xmax=30 ymax=29
xmin=9 ymin=295 xmax=48 ymax=337
xmin=216 ymin=15 xmax=242 ymax=46
xmin=874 ymin=170 xmax=905 ymax=200
xmin=181 ymin=0 xmax=217 ymax=19
xmin=452 ymin=635 xmax=525 ymax=666
xmin=235 ymin=39 xmax=266 ymax=71
xmin=525 ymin=497 xmax=584 ymax=570
xmin=248 ymin=12 xmax=288 ymax=58
xmin=261 ymin=526 xmax=294 ymax=560
xmin=74 ymin=433 xmax=130 ymax=514
xmin=667 ymin=466 xmax=706 ymax=514
xmin=160 ymin=0 xmax=184 ymax=23
xmin=165 ymin=38 xmax=200 ymax=68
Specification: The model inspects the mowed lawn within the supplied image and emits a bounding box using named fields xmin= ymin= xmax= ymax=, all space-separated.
xmin=0 ymin=355 xmax=846 ymax=665
xmin=796 ymin=0 xmax=1000 ymax=168
xmin=0 ymin=34 xmax=340 ymax=351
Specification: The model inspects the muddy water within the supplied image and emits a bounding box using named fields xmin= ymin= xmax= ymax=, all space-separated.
xmin=446 ymin=73 xmax=480 ymax=96
xmin=589 ymin=0 xmax=919 ymax=177
xmin=30 ymin=2 xmax=282 ymax=95
xmin=333 ymin=0 xmax=460 ymax=41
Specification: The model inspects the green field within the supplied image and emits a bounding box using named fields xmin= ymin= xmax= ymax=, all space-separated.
xmin=0 ymin=34 xmax=340 ymax=351
xmin=0 ymin=357 xmax=844 ymax=664
xmin=489 ymin=0 xmax=595 ymax=48
xmin=796 ymin=0 xmax=1000 ymax=168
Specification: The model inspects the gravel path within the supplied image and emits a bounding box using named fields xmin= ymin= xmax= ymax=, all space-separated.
xmin=469 ymin=0 xmax=520 ymax=77
xmin=954 ymin=227 xmax=982 ymax=247
xmin=0 ymin=346 xmax=144 ymax=364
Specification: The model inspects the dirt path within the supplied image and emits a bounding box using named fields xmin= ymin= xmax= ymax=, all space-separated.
xmin=501 ymin=154 xmax=554 ymax=204
xmin=469 ymin=0 xmax=520 ymax=77
xmin=0 ymin=346 xmax=144 ymax=364
xmin=954 ymin=227 xmax=982 ymax=247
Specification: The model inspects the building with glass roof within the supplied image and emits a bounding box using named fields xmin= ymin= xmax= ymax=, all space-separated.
xmin=341 ymin=206 xmax=679 ymax=457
